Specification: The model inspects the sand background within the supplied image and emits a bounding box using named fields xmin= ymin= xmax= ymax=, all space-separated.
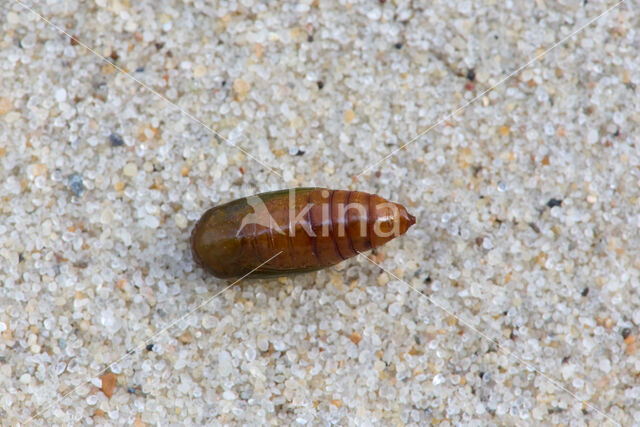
xmin=1 ymin=0 xmax=639 ymax=424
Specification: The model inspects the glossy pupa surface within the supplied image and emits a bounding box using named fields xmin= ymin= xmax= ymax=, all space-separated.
xmin=191 ymin=188 xmax=415 ymax=278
